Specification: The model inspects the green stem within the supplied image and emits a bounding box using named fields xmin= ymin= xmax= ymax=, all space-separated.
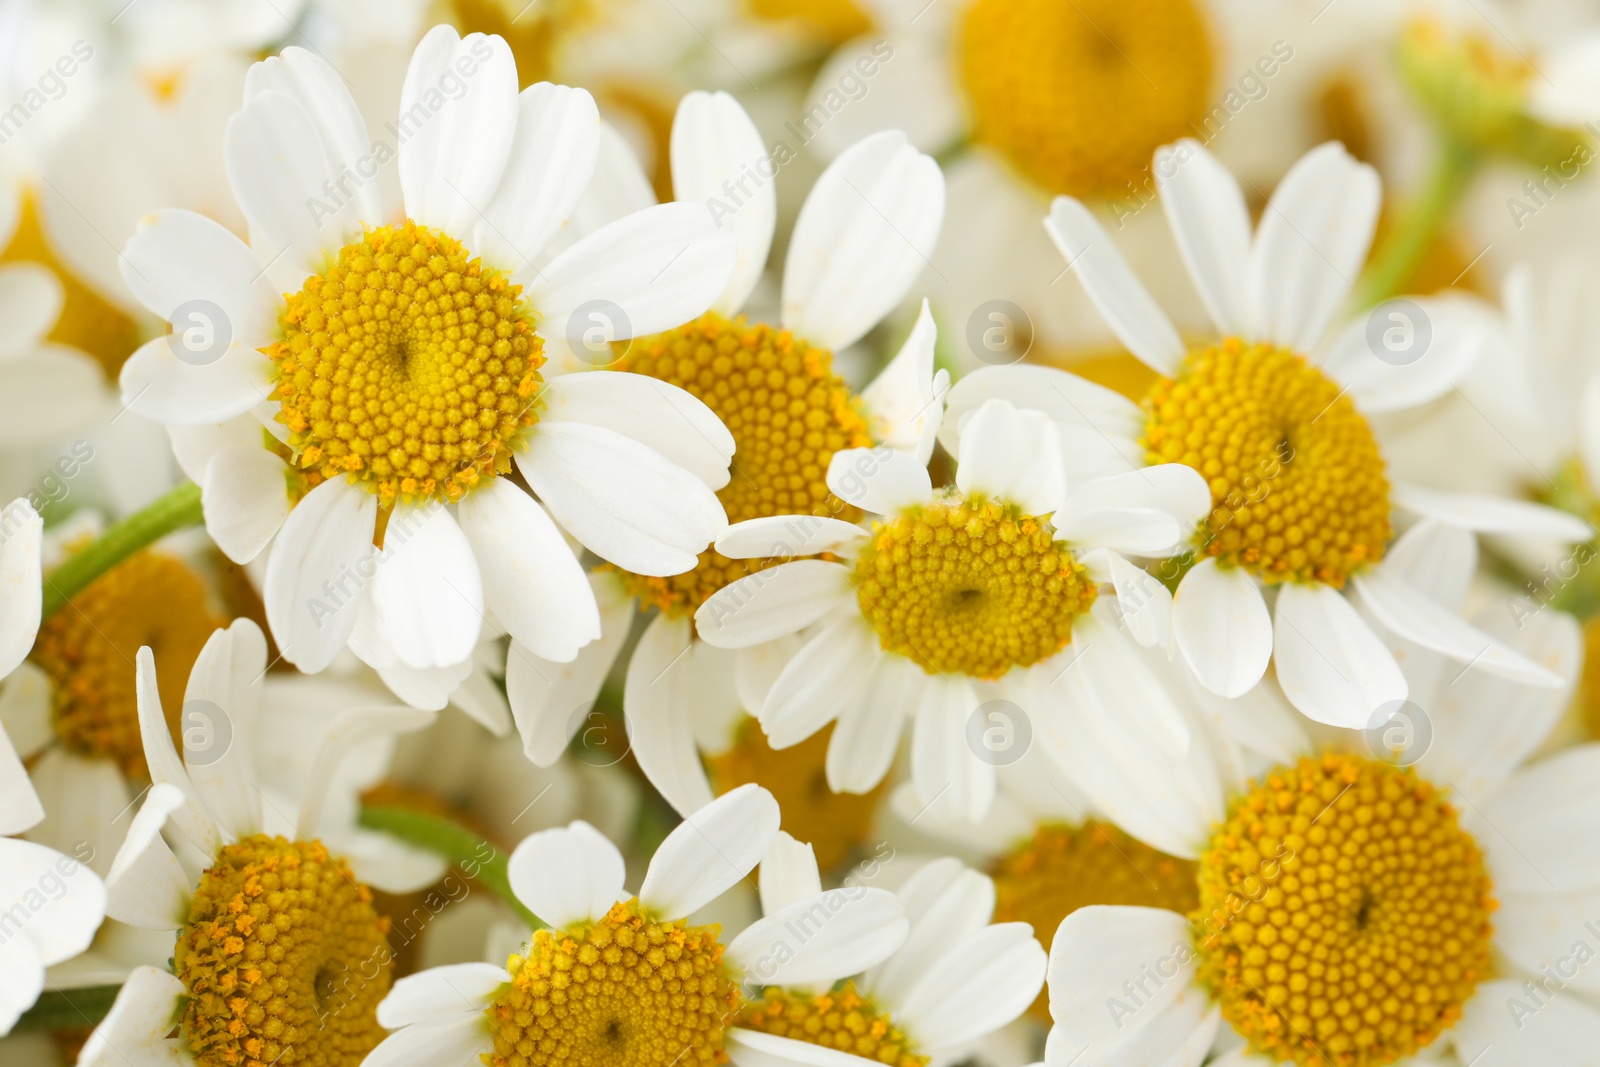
xmin=1352 ymin=138 xmax=1480 ymax=310
xmin=358 ymin=806 xmax=545 ymax=931
xmin=14 ymin=985 xmax=123 ymax=1033
xmin=41 ymin=481 xmax=205 ymax=619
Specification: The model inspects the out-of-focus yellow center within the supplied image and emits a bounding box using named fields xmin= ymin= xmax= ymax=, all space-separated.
xmin=852 ymin=492 xmax=1095 ymax=678
xmin=1143 ymin=338 xmax=1392 ymax=586
xmin=615 ymin=312 xmax=871 ymax=615
xmin=483 ymin=898 xmax=739 ymax=1066
xmin=740 ymin=983 xmax=926 ymax=1067
xmin=176 ymin=835 xmax=391 ymax=1067
xmin=992 ymin=820 xmax=1198 ymax=1022
xmin=958 ymin=0 xmax=1213 ymax=197
xmin=1192 ymin=754 xmax=1494 ymax=1067
xmin=744 ymin=0 xmax=872 ymax=44
xmin=267 ymin=221 xmax=543 ymax=508
xmin=31 ymin=549 xmax=219 ymax=776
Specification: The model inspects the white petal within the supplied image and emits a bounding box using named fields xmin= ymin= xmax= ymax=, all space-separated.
xmin=369 ymin=659 xmax=471 ymax=713
xmin=758 ymin=832 xmax=822 ymax=917
xmin=181 ymin=619 xmax=268 ymax=842
xmin=0 ymin=499 xmax=42 ymax=681
xmin=862 ymin=857 xmax=994 ymax=1006
xmin=118 ymin=335 xmax=273 ymax=426
xmin=826 ymin=447 xmax=931 ymax=516
xmin=1156 ymin=139 xmax=1254 ymax=337
xmin=1478 ymin=745 xmax=1600 ymax=894
xmin=859 ymin=299 xmax=944 ymax=462
xmin=1391 ymin=483 xmax=1593 ymax=542
xmin=119 ymin=209 xmax=279 ymax=347
xmin=0 ymin=263 xmax=61 ymax=353
xmin=458 ymin=480 xmax=599 ymax=662
xmin=695 ymin=561 xmax=855 ymax=648
xmin=729 ymin=888 xmax=908 ymax=987
xmin=1102 ymin=551 xmax=1172 ymax=650
xmin=361 ymin=504 xmax=484 ymax=670
xmin=1453 ymin=981 xmax=1600 ymax=1067
xmin=1053 ymin=464 xmax=1210 ymax=550
xmin=1046 ymin=905 xmax=1195 ymax=1048
xmin=508 ymin=820 xmax=626 ymax=929
xmin=911 ymin=678 xmax=996 ymax=823
xmin=759 ymin=615 xmax=879 ymax=748
xmin=624 ymin=614 xmax=715 ymax=818
xmin=364 ymin=1013 xmax=490 ymax=1067
xmin=782 ymin=130 xmax=943 ymax=351
xmin=638 ymin=783 xmax=780 ymax=919
xmin=1251 ymin=143 xmax=1380 ymax=353
xmin=528 ymin=201 xmax=736 ymax=341
xmin=734 ymin=635 xmax=804 ymax=717
xmin=954 ymin=400 xmax=1066 ymax=515
xmin=0 ymin=719 xmax=43 ymax=836
xmin=0 ymin=933 xmax=43 ymax=1037
xmin=398 ymin=27 xmax=518 ymax=236
xmin=671 ymin=91 xmax=774 ymax=316
xmin=715 ymin=516 xmax=868 ymax=560
xmin=1172 ymin=560 xmax=1272 ymax=697
xmin=1320 ymin=294 xmax=1490 ymax=412
xmin=563 ymin=119 xmax=657 ymax=241
xmin=1273 ymin=583 xmax=1406 ymax=727
xmin=1380 ymin=519 xmax=1475 ymax=609
xmin=726 ymin=1028 xmax=881 ymax=1067
xmin=77 ymin=966 xmax=187 ymax=1067
xmin=0 ymin=837 xmax=105 ymax=964
xmin=296 ymin=706 xmax=436 ymax=840
xmin=473 ymin=83 xmax=601 ymax=270
xmin=201 ymin=445 xmax=291 ymax=564
xmin=134 ymin=650 xmax=219 ymax=857
xmin=517 ymin=421 xmax=725 ymax=576
xmin=262 ymin=478 xmax=378 ymax=673
xmin=895 ymin=922 xmax=1046 ymax=1049
xmin=377 ymin=963 xmax=509 ymax=1028
xmin=540 ymin=371 xmax=734 ymax=491
xmin=104 ymin=784 xmax=190 ymax=929
xmin=1045 ymin=197 xmax=1184 ymax=374
xmin=827 ymin=656 xmax=919 ymax=794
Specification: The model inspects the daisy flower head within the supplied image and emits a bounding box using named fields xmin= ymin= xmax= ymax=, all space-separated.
xmin=502 ymin=91 xmax=947 ymax=815
xmin=1039 ymin=538 xmax=1594 ymax=1067
xmin=366 ymin=787 xmax=911 ymax=1067
xmin=944 ymin=138 xmax=1593 ymax=730
xmin=115 ymin=26 xmax=742 ymax=695
xmin=734 ymin=851 xmax=1046 ymax=1067
xmin=81 ymin=617 xmax=444 ymax=1067
xmin=691 ymin=395 xmax=1211 ymax=823
xmin=0 ymin=720 xmax=107 ymax=1034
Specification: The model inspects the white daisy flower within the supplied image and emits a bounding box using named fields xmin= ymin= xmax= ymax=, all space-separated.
xmin=0 ymin=497 xmax=42 ymax=683
xmin=502 ymin=92 xmax=948 ymax=818
xmin=1040 ymin=528 xmax=1597 ymax=1067
xmin=733 ymin=851 xmax=1046 ymax=1067
xmin=115 ymin=27 xmax=742 ymax=695
xmin=0 ymin=720 xmax=107 ymax=1035
xmin=365 ymin=786 xmax=910 ymax=1067
xmin=948 ymin=138 xmax=1590 ymax=729
xmin=80 ymin=616 xmax=445 ymax=1067
xmin=691 ymin=396 xmax=1210 ymax=823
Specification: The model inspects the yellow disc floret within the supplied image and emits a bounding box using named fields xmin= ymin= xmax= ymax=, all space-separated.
xmin=484 ymin=898 xmax=739 ymax=1067
xmin=615 ymin=312 xmax=871 ymax=615
xmin=740 ymin=983 xmax=926 ymax=1067
xmin=959 ymin=0 xmax=1213 ymax=197
xmin=744 ymin=0 xmax=872 ymax=43
xmin=31 ymin=549 xmax=220 ymax=776
xmin=1192 ymin=754 xmax=1494 ymax=1067
xmin=176 ymin=835 xmax=391 ymax=1067
xmin=1143 ymin=338 xmax=1392 ymax=586
xmin=267 ymin=221 xmax=544 ymax=507
xmin=705 ymin=720 xmax=885 ymax=872
xmin=993 ymin=821 xmax=1198 ymax=1021
xmin=852 ymin=491 xmax=1095 ymax=678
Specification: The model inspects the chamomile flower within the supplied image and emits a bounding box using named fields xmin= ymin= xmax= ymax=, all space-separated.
xmin=692 ymin=397 xmax=1209 ymax=822
xmin=950 ymin=138 xmax=1590 ymax=729
xmin=115 ymin=28 xmax=741 ymax=695
xmin=80 ymin=617 xmax=443 ymax=1067
xmin=503 ymin=92 xmax=947 ymax=818
xmin=1040 ymin=529 xmax=1597 ymax=1067
xmin=0 ymin=721 xmax=107 ymax=1035
xmin=734 ymin=852 xmax=1046 ymax=1067
xmin=365 ymin=785 xmax=910 ymax=1067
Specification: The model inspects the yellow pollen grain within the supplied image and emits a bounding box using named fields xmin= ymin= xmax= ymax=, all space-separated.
xmin=1143 ymin=338 xmax=1392 ymax=586
xmin=958 ymin=0 xmax=1213 ymax=198
xmin=1191 ymin=753 xmax=1494 ymax=1067
xmin=30 ymin=549 xmax=220 ymax=776
xmin=483 ymin=898 xmax=738 ymax=1067
xmin=992 ymin=821 xmax=1198 ymax=1022
xmin=705 ymin=720 xmax=885 ymax=872
xmin=176 ymin=835 xmax=391 ymax=1067
xmin=739 ymin=983 xmax=926 ymax=1067
xmin=851 ymin=491 xmax=1095 ymax=679
xmin=267 ymin=221 xmax=544 ymax=508
xmin=613 ymin=312 xmax=871 ymax=615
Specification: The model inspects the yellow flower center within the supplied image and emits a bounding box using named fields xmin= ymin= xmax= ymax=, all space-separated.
xmin=1143 ymin=338 xmax=1392 ymax=586
xmin=705 ymin=720 xmax=885 ymax=872
xmin=744 ymin=0 xmax=872 ymax=43
xmin=958 ymin=0 xmax=1213 ymax=197
xmin=176 ymin=835 xmax=391 ymax=1067
xmin=31 ymin=549 xmax=220 ymax=776
xmin=614 ymin=312 xmax=871 ymax=615
xmin=1192 ymin=754 xmax=1494 ymax=1067
xmin=992 ymin=820 xmax=1198 ymax=1022
xmin=739 ymin=983 xmax=925 ymax=1067
xmin=484 ymin=898 xmax=739 ymax=1067
xmin=852 ymin=492 xmax=1095 ymax=678
xmin=267 ymin=222 xmax=544 ymax=508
